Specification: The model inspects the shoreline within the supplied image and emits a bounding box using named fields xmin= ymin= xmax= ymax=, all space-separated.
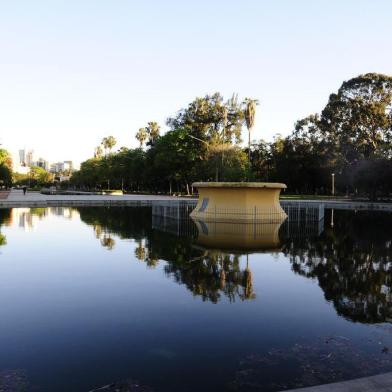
xmin=1 ymin=190 xmax=392 ymax=211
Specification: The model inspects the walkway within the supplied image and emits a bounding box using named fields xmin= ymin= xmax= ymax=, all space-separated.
xmin=0 ymin=191 xmax=10 ymax=199
xmin=1 ymin=190 xmax=392 ymax=212
xmin=282 ymin=199 xmax=392 ymax=211
xmin=0 ymin=189 xmax=189 ymax=208
xmin=283 ymin=371 xmax=392 ymax=391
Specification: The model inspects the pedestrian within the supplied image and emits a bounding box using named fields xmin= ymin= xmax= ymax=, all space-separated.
xmin=22 ymin=185 xmax=27 ymax=195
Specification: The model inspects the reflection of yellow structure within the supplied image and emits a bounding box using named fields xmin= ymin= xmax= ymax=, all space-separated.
xmin=192 ymin=219 xmax=283 ymax=251
xmin=191 ymin=182 xmax=287 ymax=223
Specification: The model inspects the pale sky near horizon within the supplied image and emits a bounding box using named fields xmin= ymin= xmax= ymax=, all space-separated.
xmin=0 ymin=0 xmax=391 ymax=168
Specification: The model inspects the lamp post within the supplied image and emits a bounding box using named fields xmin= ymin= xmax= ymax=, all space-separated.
xmin=331 ymin=173 xmax=335 ymax=196
xmin=187 ymin=135 xmax=219 ymax=181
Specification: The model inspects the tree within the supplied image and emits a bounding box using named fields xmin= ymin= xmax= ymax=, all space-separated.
xmin=0 ymin=149 xmax=12 ymax=188
xmin=243 ymin=98 xmax=259 ymax=163
xmin=289 ymin=73 xmax=392 ymax=196
xmin=321 ymin=73 xmax=392 ymax=163
xmin=101 ymin=136 xmax=117 ymax=155
xmin=145 ymin=122 xmax=160 ymax=146
xmin=29 ymin=166 xmax=53 ymax=185
xmin=135 ymin=127 xmax=148 ymax=148
xmin=94 ymin=146 xmax=103 ymax=158
xmin=150 ymin=128 xmax=200 ymax=194
xmin=249 ymin=139 xmax=271 ymax=180
xmin=0 ymin=165 xmax=12 ymax=187
xmin=200 ymin=137 xmax=248 ymax=181
xmin=295 ymin=73 xmax=392 ymax=166
xmin=0 ymin=149 xmax=12 ymax=168
xmin=167 ymin=92 xmax=245 ymax=144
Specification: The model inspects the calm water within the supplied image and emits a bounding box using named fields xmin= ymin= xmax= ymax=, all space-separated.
xmin=0 ymin=207 xmax=392 ymax=391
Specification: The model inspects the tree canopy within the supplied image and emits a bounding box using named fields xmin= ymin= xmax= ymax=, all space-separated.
xmin=70 ymin=73 xmax=392 ymax=199
xmin=0 ymin=149 xmax=12 ymax=187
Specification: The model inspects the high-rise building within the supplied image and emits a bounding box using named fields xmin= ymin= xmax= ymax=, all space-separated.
xmin=26 ymin=150 xmax=34 ymax=167
xmin=64 ymin=161 xmax=73 ymax=171
xmin=50 ymin=161 xmax=73 ymax=173
xmin=18 ymin=149 xmax=26 ymax=166
xmin=50 ymin=162 xmax=64 ymax=173
xmin=36 ymin=158 xmax=49 ymax=171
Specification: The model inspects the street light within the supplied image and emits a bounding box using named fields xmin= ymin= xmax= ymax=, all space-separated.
xmin=187 ymin=134 xmax=221 ymax=181
xmin=331 ymin=173 xmax=335 ymax=196
xmin=187 ymin=134 xmax=209 ymax=148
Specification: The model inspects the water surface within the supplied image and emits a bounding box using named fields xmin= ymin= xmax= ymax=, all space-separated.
xmin=0 ymin=207 xmax=392 ymax=391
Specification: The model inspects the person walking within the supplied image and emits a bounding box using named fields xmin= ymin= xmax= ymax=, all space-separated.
xmin=22 ymin=185 xmax=27 ymax=195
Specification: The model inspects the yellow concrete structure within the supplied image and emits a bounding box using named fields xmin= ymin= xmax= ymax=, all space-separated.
xmin=192 ymin=219 xmax=283 ymax=251
xmin=190 ymin=182 xmax=287 ymax=223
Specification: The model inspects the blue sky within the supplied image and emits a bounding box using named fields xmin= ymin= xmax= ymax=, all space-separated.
xmin=0 ymin=0 xmax=391 ymax=166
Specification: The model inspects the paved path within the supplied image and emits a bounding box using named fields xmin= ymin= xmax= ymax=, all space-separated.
xmin=282 ymin=199 xmax=392 ymax=211
xmin=0 ymin=191 xmax=9 ymax=199
xmin=283 ymin=371 xmax=392 ymax=391
xmin=0 ymin=189 xmax=191 ymax=207
xmin=2 ymin=190 xmax=392 ymax=212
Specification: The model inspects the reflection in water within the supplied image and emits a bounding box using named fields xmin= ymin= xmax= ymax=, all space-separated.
xmin=1 ymin=206 xmax=392 ymax=321
xmin=11 ymin=207 xmax=76 ymax=230
xmin=77 ymin=208 xmax=256 ymax=302
xmin=192 ymin=219 xmax=282 ymax=251
xmin=2 ymin=206 xmax=392 ymax=390
xmin=77 ymin=207 xmax=392 ymax=321
xmin=282 ymin=210 xmax=392 ymax=323
xmin=164 ymin=249 xmax=255 ymax=302
xmin=0 ymin=209 xmax=11 ymax=246
xmin=143 ymin=229 xmax=255 ymax=303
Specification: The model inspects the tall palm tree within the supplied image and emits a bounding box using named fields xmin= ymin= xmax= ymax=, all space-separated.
xmin=135 ymin=127 xmax=148 ymax=148
xmin=243 ymin=98 xmax=259 ymax=163
xmin=146 ymin=122 xmax=160 ymax=145
xmin=94 ymin=146 xmax=103 ymax=158
xmin=101 ymin=136 xmax=117 ymax=155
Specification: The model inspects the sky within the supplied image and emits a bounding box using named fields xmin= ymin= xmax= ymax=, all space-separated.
xmin=0 ymin=0 xmax=391 ymax=168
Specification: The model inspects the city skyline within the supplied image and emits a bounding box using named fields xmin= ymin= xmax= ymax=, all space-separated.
xmin=1 ymin=0 xmax=391 ymax=166
xmin=16 ymin=148 xmax=73 ymax=173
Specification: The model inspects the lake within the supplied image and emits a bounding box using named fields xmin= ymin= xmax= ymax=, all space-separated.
xmin=0 ymin=206 xmax=392 ymax=391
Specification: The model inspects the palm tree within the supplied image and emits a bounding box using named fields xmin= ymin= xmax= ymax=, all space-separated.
xmin=100 ymin=234 xmax=115 ymax=250
xmin=135 ymin=127 xmax=148 ymax=148
xmin=94 ymin=146 xmax=103 ymax=158
xmin=243 ymin=98 xmax=259 ymax=163
xmin=101 ymin=136 xmax=117 ymax=155
xmin=146 ymin=122 xmax=160 ymax=146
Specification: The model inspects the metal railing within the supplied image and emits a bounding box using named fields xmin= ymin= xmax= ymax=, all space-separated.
xmin=151 ymin=200 xmax=325 ymax=241
xmin=152 ymin=200 xmax=325 ymax=222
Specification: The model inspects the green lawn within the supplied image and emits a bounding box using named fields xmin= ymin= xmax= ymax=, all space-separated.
xmin=280 ymin=194 xmax=348 ymax=200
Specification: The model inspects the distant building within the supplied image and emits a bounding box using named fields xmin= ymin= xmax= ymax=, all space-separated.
xmin=50 ymin=161 xmax=73 ymax=173
xmin=64 ymin=160 xmax=73 ymax=171
xmin=15 ymin=148 xmax=73 ymax=174
xmin=50 ymin=162 xmax=64 ymax=173
xmin=18 ymin=149 xmax=26 ymax=166
xmin=26 ymin=150 xmax=34 ymax=167
xmin=36 ymin=158 xmax=49 ymax=171
xmin=18 ymin=149 xmax=34 ymax=167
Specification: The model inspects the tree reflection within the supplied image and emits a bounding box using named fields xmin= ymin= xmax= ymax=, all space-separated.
xmin=76 ymin=206 xmax=392 ymax=317
xmin=0 ymin=209 xmax=11 ymax=247
xmin=78 ymin=207 xmax=151 ymax=241
xmin=164 ymin=249 xmax=255 ymax=303
xmin=282 ymin=210 xmax=392 ymax=323
xmin=100 ymin=233 xmax=115 ymax=250
xmin=78 ymin=207 xmax=255 ymax=302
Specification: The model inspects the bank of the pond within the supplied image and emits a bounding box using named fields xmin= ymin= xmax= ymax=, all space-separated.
xmin=283 ymin=371 xmax=392 ymax=391
xmin=0 ymin=189 xmax=191 ymax=207
xmin=2 ymin=190 xmax=392 ymax=212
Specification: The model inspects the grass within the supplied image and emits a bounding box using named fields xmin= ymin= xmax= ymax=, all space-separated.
xmin=280 ymin=194 xmax=348 ymax=200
